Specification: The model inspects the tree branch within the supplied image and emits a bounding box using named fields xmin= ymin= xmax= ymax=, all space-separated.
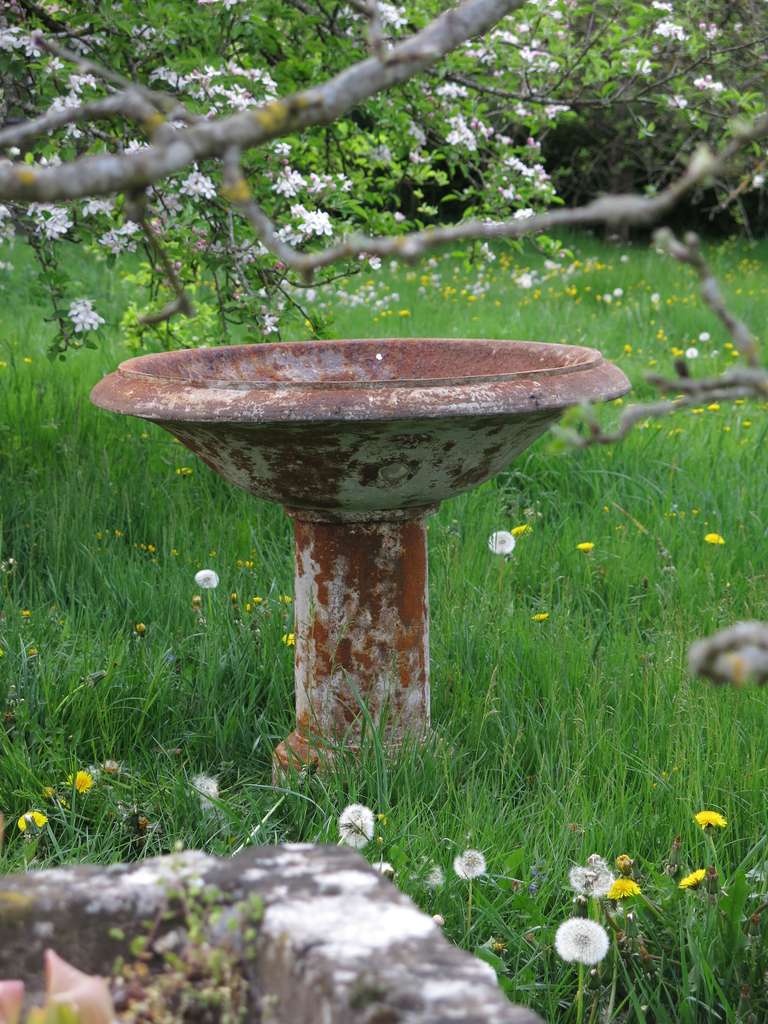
xmin=0 ymin=0 xmax=528 ymax=202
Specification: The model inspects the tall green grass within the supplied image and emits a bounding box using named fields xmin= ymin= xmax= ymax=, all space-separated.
xmin=1 ymin=232 xmax=767 ymax=1021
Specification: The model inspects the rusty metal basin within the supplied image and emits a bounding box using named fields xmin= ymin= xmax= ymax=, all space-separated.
xmin=91 ymin=338 xmax=629 ymax=773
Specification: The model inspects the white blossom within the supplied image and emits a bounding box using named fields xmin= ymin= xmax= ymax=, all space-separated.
xmin=194 ymin=569 xmax=220 ymax=589
xmin=453 ymin=849 xmax=486 ymax=880
xmin=290 ymin=204 xmax=333 ymax=238
xmin=98 ymin=221 xmax=140 ymax=254
xmin=29 ymin=204 xmax=72 ymax=240
xmin=654 ymin=20 xmax=688 ymax=41
xmin=273 ymin=167 xmax=307 ymax=198
xmin=446 ymin=115 xmax=477 ymax=152
xmin=338 ymin=803 xmax=375 ymax=848
xmin=180 ymin=169 xmax=217 ymax=200
xmin=555 ymin=918 xmax=610 ymax=965
xmin=68 ymin=299 xmax=105 ymax=333
xmin=685 ymin=347 xmax=699 ymax=359
xmin=698 ymin=331 xmax=711 ymax=342
xmin=82 ymin=198 xmax=115 ymax=217
xmin=379 ymin=2 xmax=407 ymax=29
xmin=693 ymin=75 xmax=725 ymax=93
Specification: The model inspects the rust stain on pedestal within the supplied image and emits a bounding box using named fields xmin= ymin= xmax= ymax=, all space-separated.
xmin=292 ymin=513 xmax=429 ymax=741
xmin=90 ymin=338 xmax=630 ymax=773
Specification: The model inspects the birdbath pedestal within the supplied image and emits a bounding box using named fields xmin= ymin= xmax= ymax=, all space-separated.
xmin=91 ymin=338 xmax=628 ymax=773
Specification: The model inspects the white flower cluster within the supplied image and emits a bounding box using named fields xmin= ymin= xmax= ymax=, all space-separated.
xmin=82 ymin=198 xmax=115 ymax=217
xmin=693 ymin=75 xmax=725 ymax=93
xmin=150 ymin=61 xmax=277 ymax=113
xmin=98 ymin=221 xmax=141 ymax=254
xmin=68 ymin=299 xmax=105 ymax=333
xmin=0 ymin=27 xmax=41 ymax=57
xmin=446 ymin=115 xmax=478 ymax=152
xmin=28 ymin=204 xmax=73 ymax=241
xmin=290 ymin=204 xmax=333 ymax=238
xmin=654 ymin=20 xmax=688 ymax=41
xmin=180 ymin=169 xmax=217 ymax=200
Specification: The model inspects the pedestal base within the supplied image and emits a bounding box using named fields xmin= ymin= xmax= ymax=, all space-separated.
xmin=275 ymin=507 xmax=433 ymax=771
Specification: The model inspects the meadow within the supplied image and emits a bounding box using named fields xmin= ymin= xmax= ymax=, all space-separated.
xmin=1 ymin=232 xmax=767 ymax=1022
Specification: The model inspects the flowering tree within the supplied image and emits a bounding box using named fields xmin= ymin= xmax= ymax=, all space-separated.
xmin=0 ymin=0 xmax=766 ymax=355
xmin=2 ymin=0 xmax=768 ymax=681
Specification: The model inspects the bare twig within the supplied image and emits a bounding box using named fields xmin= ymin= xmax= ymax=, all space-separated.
xmin=0 ymin=91 xmax=158 ymax=150
xmin=557 ymin=223 xmax=767 ymax=447
xmin=134 ymin=211 xmax=195 ymax=325
xmin=653 ymin=228 xmax=760 ymax=366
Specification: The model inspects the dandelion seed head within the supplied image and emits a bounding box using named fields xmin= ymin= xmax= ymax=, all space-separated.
xmin=338 ymin=803 xmax=375 ymax=848
xmin=453 ymin=849 xmax=486 ymax=879
xmin=488 ymin=531 xmax=515 ymax=555
xmin=425 ymin=865 xmax=445 ymax=889
xmin=569 ymin=855 xmax=614 ymax=897
xmin=191 ymin=773 xmax=220 ymax=813
xmin=554 ymin=918 xmax=610 ymax=965
xmin=194 ymin=569 xmax=220 ymax=589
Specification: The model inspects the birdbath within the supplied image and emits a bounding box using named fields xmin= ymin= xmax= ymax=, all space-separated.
xmin=91 ymin=338 xmax=628 ymax=773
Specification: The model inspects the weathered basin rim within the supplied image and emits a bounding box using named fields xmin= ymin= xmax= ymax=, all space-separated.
xmin=91 ymin=338 xmax=630 ymax=424
xmin=116 ymin=338 xmax=603 ymax=391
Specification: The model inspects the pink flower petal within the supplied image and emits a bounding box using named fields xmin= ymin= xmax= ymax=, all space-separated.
xmin=0 ymin=981 xmax=24 ymax=1024
xmin=44 ymin=950 xmax=114 ymax=1024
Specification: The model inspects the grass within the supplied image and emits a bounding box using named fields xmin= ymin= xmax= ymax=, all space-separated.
xmin=1 ymin=231 xmax=767 ymax=1021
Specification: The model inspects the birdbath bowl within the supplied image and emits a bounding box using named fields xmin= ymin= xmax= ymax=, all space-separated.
xmin=91 ymin=338 xmax=629 ymax=773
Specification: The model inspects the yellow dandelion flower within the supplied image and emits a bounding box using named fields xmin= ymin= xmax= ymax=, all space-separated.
xmin=68 ymin=770 xmax=95 ymax=794
xmin=21 ymin=609 xmax=32 ymax=619
xmin=278 ymin=595 xmax=293 ymax=604
xmin=694 ymin=810 xmax=727 ymax=830
xmin=134 ymin=622 xmax=146 ymax=635
xmin=281 ymin=633 xmax=296 ymax=647
xmin=607 ymin=878 xmax=641 ymax=900
xmin=679 ymin=869 xmax=706 ymax=890
xmin=42 ymin=786 xmax=56 ymax=799
xmin=531 ymin=612 xmax=550 ymax=622
xmin=576 ymin=542 xmax=594 ymax=553
xmin=704 ymin=533 xmax=725 ymax=545
xmin=18 ymin=810 xmax=47 ymax=831
xmin=511 ymin=525 xmax=532 ymax=537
